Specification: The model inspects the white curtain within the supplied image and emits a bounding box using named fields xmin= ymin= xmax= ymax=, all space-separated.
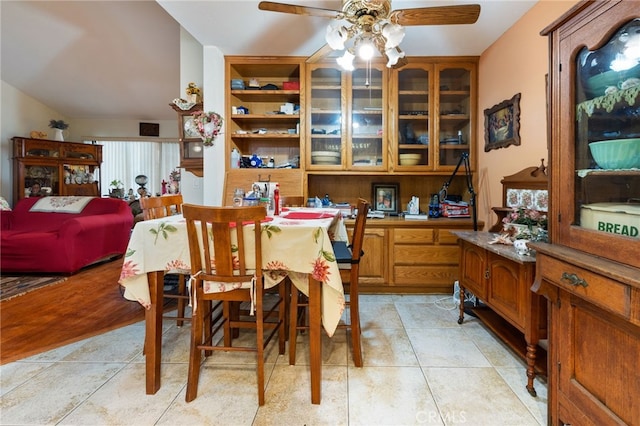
xmin=92 ymin=140 xmax=180 ymax=196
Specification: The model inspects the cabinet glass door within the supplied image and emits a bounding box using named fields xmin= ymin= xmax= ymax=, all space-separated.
xmin=574 ymin=19 xmax=640 ymax=236
xmin=308 ymin=65 xmax=343 ymax=168
xmin=396 ymin=66 xmax=431 ymax=168
xmin=350 ymin=65 xmax=385 ymax=169
xmin=437 ymin=65 xmax=472 ymax=168
xmin=23 ymin=164 xmax=59 ymax=198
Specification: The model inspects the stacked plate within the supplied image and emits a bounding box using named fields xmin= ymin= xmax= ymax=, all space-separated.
xmin=312 ymin=151 xmax=340 ymax=165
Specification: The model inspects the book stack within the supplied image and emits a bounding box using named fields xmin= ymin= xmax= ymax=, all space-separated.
xmin=441 ymin=201 xmax=470 ymax=218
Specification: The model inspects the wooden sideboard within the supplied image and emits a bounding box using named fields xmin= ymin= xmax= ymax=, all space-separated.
xmin=453 ymin=231 xmax=547 ymax=396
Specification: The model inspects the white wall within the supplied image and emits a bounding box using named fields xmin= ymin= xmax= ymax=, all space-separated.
xmin=1 ymin=81 xmax=68 ymax=205
xmin=202 ymin=46 xmax=225 ymax=207
xmin=178 ymin=27 xmax=204 ymax=205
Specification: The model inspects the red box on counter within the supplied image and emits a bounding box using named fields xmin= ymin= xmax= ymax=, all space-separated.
xmin=283 ymin=81 xmax=300 ymax=90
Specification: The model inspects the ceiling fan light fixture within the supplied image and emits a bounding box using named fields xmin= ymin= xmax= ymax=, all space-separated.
xmin=336 ymin=50 xmax=356 ymax=71
xmin=326 ymin=24 xmax=348 ymax=50
xmin=381 ymin=22 xmax=405 ymax=49
xmin=385 ymin=46 xmax=405 ymax=67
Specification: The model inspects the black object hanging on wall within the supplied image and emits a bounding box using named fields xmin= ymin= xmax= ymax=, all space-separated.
xmin=139 ymin=122 xmax=159 ymax=137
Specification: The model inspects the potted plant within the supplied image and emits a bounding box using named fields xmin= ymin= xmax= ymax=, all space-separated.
xmin=109 ymin=179 xmax=124 ymax=198
xmin=49 ymin=119 xmax=69 ymax=141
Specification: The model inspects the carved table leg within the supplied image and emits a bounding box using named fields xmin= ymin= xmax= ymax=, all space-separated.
xmin=458 ymin=284 xmax=465 ymax=324
xmin=525 ymin=343 xmax=538 ymax=396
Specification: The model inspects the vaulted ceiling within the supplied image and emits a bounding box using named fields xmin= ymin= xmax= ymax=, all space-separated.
xmin=1 ymin=1 xmax=537 ymax=121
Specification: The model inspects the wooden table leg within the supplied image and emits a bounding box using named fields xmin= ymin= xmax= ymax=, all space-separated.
xmin=146 ymin=271 xmax=163 ymax=394
xmin=308 ymin=275 xmax=321 ymax=404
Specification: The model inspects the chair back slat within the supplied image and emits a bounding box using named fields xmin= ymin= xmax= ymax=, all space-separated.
xmin=350 ymin=198 xmax=370 ymax=262
xmin=182 ymin=204 xmax=265 ymax=285
xmin=140 ymin=194 xmax=183 ymax=221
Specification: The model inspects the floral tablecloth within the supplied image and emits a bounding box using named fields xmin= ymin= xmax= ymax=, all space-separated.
xmin=119 ymin=208 xmax=348 ymax=336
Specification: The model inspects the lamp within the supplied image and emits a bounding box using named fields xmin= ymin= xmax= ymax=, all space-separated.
xmin=324 ymin=2 xmax=407 ymax=70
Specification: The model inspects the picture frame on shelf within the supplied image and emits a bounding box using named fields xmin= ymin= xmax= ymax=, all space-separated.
xmin=484 ymin=92 xmax=521 ymax=152
xmin=372 ymin=183 xmax=399 ymax=214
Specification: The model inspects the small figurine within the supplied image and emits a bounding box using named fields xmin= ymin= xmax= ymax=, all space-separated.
xmin=322 ymin=194 xmax=331 ymax=207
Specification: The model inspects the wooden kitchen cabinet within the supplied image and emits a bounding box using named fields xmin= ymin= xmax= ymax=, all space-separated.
xmin=12 ymin=137 xmax=102 ymax=205
xmin=344 ymin=217 xmax=479 ymax=293
xmin=454 ymin=231 xmax=547 ymax=397
xmin=534 ymin=2 xmax=640 ymax=425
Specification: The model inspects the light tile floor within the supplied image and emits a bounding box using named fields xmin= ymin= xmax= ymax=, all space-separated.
xmin=0 ymin=294 xmax=547 ymax=425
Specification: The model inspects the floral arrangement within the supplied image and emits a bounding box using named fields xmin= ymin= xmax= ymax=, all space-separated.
xmin=503 ymin=207 xmax=547 ymax=229
xmin=49 ymin=119 xmax=69 ymax=130
xmin=169 ymin=169 xmax=180 ymax=182
xmin=191 ymin=110 xmax=223 ymax=146
xmin=185 ymin=82 xmax=201 ymax=97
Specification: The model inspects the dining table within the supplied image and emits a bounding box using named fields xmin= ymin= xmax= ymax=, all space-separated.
xmin=118 ymin=207 xmax=348 ymax=404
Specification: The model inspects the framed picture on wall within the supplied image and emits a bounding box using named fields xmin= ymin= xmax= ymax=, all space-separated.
xmin=484 ymin=92 xmax=521 ymax=152
xmin=372 ymin=183 xmax=399 ymax=214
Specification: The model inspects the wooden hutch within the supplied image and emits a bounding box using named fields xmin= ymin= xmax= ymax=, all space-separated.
xmin=534 ymin=2 xmax=640 ymax=425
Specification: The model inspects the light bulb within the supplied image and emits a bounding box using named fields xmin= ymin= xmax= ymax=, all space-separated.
xmin=357 ymin=39 xmax=375 ymax=61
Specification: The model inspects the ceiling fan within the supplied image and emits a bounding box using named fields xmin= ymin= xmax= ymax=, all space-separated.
xmin=258 ymin=1 xmax=481 ymax=69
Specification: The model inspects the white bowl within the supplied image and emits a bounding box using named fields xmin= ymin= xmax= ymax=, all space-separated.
xmin=399 ymin=153 xmax=421 ymax=166
xmin=589 ymin=138 xmax=640 ymax=169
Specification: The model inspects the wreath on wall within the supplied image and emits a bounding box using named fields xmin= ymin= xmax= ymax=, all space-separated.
xmin=191 ymin=110 xmax=223 ymax=146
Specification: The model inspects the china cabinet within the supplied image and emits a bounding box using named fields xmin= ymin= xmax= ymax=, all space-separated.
xmin=534 ymin=2 xmax=640 ymax=425
xmin=390 ymin=58 xmax=477 ymax=171
xmin=306 ymin=62 xmax=387 ymax=171
xmin=223 ymin=55 xmax=479 ymax=294
xmin=170 ymin=102 xmax=204 ymax=177
xmin=12 ymin=137 xmax=102 ymax=205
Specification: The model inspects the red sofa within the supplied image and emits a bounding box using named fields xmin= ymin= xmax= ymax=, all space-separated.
xmin=1 ymin=196 xmax=132 ymax=274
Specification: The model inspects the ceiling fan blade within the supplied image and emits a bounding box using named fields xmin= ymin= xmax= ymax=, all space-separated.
xmin=390 ymin=4 xmax=481 ymax=26
xmin=258 ymin=1 xmax=342 ymax=19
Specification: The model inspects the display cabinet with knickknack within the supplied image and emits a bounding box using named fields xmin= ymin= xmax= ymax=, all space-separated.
xmin=390 ymin=58 xmax=477 ymax=171
xmin=533 ymin=2 xmax=640 ymax=425
xmin=226 ymin=56 xmax=305 ymax=174
xmin=12 ymin=137 xmax=102 ymax=206
xmin=306 ymin=61 xmax=387 ymax=171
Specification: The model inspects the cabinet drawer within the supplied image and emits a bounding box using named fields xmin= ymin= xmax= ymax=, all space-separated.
xmin=539 ymin=254 xmax=630 ymax=319
xmin=394 ymin=265 xmax=458 ymax=285
xmin=394 ymin=228 xmax=434 ymax=244
xmin=438 ymin=230 xmax=460 ymax=245
xmin=394 ymin=245 xmax=459 ymax=265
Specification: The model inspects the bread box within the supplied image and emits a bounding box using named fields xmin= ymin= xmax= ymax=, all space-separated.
xmin=580 ymin=203 xmax=640 ymax=238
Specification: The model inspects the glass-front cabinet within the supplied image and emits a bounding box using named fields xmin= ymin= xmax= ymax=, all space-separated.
xmin=558 ymin=15 xmax=640 ymax=267
xmin=12 ymin=137 xmax=102 ymax=205
xmin=435 ymin=64 xmax=474 ymax=169
xmin=395 ymin=65 xmax=432 ymax=169
xmin=350 ymin=65 xmax=386 ymax=170
xmin=308 ymin=64 xmax=344 ymax=169
xmin=306 ymin=62 xmax=387 ymax=170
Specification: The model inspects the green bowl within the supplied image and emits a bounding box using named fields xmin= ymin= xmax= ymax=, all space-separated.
xmin=589 ymin=138 xmax=640 ymax=169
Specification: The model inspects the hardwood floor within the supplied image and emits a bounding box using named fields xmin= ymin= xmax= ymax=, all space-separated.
xmin=1 ymin=257 xmax=145 ymax=365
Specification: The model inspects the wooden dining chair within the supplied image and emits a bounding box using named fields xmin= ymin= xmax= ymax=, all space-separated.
xmin=280 ymin=195 xmax=305 ymax=207
xmin=139 ymin=194 xmax=189 ymax=326
xmin=182 ymin=204 xmax=286 ymax=405
xmin=288 ymin=198 xmax=370 ymax=367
